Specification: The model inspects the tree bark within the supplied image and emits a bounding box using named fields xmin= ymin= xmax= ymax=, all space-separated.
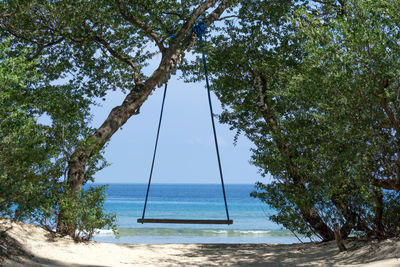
xmin=334 ymin=223 xmax=347 ymax=252
xmin=374 ymin=190 xmax=385 ymax=239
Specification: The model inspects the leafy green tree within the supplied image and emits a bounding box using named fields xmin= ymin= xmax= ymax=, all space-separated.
xmin=0 ymin=0 xmax=235 ymax=236
xmin=0 ymin=38 xmax=115 ymax=240
xmin=0 ymin=39 xmax=51 ymax=220
xmin=200 ymin=0 xmax=400 ymax=240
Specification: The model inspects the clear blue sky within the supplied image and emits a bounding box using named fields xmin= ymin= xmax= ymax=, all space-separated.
xmin=91 ymin=74 xmax=264 ymax=184
xmin=87 ymin=42 xmax=269 ymax=185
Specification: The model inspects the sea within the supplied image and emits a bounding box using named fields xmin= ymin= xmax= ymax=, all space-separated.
xmin=90 ymin=183 xmax=300 ymax=244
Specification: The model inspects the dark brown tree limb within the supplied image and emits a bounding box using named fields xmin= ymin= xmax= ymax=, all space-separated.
xmin=374 ymin=190 xmax=385 ymax=239
xmin=28 ymin=37 xmax=64 ymax=61
xmin=168 ymin=0 xmax=219 ymax=52
xmin=379 ymin=96 xmax=400 ymax=136
xmin=91 ymin=35 xmax=142 ymax=84
xmin=334 ymin=223 xmax=347 ymax=252
xmin=396 ymin=156 xmax=400 ymax=190
xmin=180 ymin=0 xmax=230 ymax=53
xmin=114 ymin=0 xmax=165 ymax=52
xmin=373 ymin=178 xmax=397 ymax=191
xmin=254 ymin=72 xmax=335 ymax=241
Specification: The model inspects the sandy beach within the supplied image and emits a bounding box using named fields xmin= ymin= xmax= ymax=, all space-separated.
xmin=1 ymin=219 xmax=399 ymax=267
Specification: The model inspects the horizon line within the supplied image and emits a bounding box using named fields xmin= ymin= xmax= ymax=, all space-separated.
xmin=88 ymin=182 xmax=259 ymax=185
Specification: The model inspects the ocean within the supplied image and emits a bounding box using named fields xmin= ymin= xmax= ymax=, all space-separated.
xmin=91 ymin=184 xmax=299 ymax=244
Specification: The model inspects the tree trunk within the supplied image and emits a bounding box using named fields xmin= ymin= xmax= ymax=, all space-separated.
xmin=299 ymin=204 xmax=335 ymax=241
xmin=255 ymin=73 xmax=335 ymax=241
xmin=334 ymin=223 xmax=347 ymax=252
xmin=374 ymin=190 xmax=385 ymax=239
xmin=330 ymin=193 xmax=360 ymax=239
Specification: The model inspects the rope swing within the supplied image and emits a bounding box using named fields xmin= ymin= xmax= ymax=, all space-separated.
xmin=137 ymin=22 xmax=232 ymax=225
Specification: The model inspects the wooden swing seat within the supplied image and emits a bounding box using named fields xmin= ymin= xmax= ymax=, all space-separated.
xmin=137 ymin=218 xmax=233 ymax=224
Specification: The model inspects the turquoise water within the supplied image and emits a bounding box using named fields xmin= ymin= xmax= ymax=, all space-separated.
xmin=91 ymin=184 xmax=299 ymax=244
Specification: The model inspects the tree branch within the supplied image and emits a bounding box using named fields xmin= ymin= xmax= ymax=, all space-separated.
xmin=376 ymin=79 xmax=400 ymax=189
xmin=161 ymin=11 xmax=185 ymax=21
xmin=136 ymin=2 xmax=171 ymax=32
xmin=372 ymin=178 xmax=397 ymax=191
xmin=181 ymin=0 xmax=230 ymax=51
xmin=379 ymin=95 xmax=400 ymax=136
xmin=204 ymin=0 xmax=231 ymax=25
xmin=114 ymin=0 xmax=165 ymax=52
xmin=312 ymin=0 xmax=340 ymax=8
xmin=2 ymin=26 xmax=40 ymax=44
xmin=92 ymin=35 xmax=142 ymax=84
xmin=169 ymin=0 xmax=220 ymax=50
xmin=214 ymin=15 xmax=240 ymax=21
xmin=396 ymin=154 xmax=400 ymax=191
xmin=28 ymin=37 xmax=64 ymax=61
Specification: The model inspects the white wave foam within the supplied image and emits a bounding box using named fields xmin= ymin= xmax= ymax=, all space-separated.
xmin=94 ymin=229 xmax=115 ymax=236
xmin=234 ymin=230 xmax=271 ymax=234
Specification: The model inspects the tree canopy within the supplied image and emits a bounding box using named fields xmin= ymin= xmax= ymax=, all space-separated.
xmin=1 ymin=0 xmax=399 ymax=241
xmin=199 ymin=0 xmax=400 ymax=240
xmin=0 ymin=0 xmax=234 ymax=236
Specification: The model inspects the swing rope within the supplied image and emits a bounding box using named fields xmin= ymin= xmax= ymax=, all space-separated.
xmin=141 ymin=83 xmax=168 ymax=221
xmin=193 ymin=22 xmax=230 ymax=222
xmin=139 ymin=22 xmax=230 ymax=224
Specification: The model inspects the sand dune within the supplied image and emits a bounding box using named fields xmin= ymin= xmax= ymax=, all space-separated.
xmin=1 ymin=219 xmax=399 ymax=267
